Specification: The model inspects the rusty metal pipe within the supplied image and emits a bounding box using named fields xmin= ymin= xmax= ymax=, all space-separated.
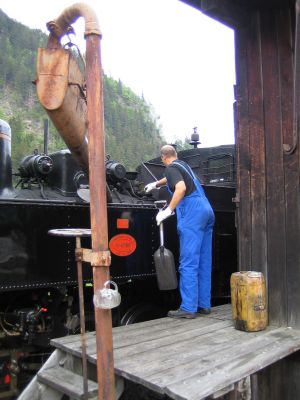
xmin=85 ymin=32 xmax=115 ymax=400
xmin=44 ymin=4 xmax=115 ymax=399
xmin=75 ymin=236 xmax=88 ymax=399
xmin=36 ymin=45 xmax=89 ymax=169
xmin=46 ymin=2 xmax=101 ymax=39
xmin=37 ymin=3 xmax=102 ymax=169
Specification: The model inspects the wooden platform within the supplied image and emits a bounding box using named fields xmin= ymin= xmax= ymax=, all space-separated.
xmin=51 ymin=304 xmax=300 ymax=400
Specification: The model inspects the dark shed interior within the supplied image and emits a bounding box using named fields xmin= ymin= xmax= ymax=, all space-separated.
xmin=181 ymin=0 xmax=300 ymax=329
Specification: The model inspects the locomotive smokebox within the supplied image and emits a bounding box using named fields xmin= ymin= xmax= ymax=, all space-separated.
xmin=0 ymin=119 xmax=12 ymax=195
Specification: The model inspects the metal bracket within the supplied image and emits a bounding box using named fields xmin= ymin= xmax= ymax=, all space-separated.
xmin=75 ymin=248 xmax=111 ymax=267
xmin=232 ymin=193 xmax=240 ymax=204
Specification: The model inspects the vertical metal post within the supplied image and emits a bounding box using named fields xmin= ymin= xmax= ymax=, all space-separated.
xmin=85 ymin=34 xmax=115 ymax=400
xmin=43 ymin=118 xmax=49 ymax=155
xmin=75 ymin=236 xmax=88 ymax=399
xmin=42 ymin=4 xmax=115 ymax=398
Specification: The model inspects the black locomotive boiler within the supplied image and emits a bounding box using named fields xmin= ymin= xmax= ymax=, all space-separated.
xmin=0 ymin=118 xmax=236 ymax=397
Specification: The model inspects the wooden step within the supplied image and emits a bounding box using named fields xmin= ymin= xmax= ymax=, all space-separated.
xmin=37 ymin=366 xmax=98 ymax=399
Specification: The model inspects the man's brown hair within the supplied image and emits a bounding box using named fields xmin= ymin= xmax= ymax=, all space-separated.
xmin=160 ymin=145 xmax=177 ymax=159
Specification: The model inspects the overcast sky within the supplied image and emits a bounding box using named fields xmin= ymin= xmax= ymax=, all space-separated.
xmin=0 ymin=0 xmax=236 ymax=146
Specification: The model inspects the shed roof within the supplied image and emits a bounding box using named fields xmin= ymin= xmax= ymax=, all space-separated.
xmin=181 ymin=0 xmax=295 ymax=27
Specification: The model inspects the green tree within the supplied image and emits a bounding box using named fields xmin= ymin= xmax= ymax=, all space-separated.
xmin=0 ymin=9 xmax=165 ymax=173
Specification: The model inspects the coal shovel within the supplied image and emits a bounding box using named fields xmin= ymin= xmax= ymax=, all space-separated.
xmin=154 ymin=201 xmax=178 ymax=290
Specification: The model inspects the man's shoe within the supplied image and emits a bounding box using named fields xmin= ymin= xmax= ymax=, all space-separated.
xmin=197 ymin=308 xmax=211 ymax=315
xmin=168 ymin=309 xmax=196 ymax=319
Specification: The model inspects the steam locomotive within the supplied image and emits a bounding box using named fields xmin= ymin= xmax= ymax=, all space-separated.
xmin=0 ymin=118 xmax=236 ymax=397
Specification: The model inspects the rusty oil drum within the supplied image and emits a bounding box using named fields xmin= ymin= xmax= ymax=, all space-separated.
xmin=230 ymin=271 xmax=268 ymax=332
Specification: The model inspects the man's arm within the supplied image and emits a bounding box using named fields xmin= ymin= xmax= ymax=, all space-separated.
xmin=169 ymin=181 xmax=186 ymax=211
xmin=156 ymin=177 xmax=167 ymax=188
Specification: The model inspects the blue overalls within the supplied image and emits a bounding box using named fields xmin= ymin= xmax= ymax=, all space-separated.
xmin=169 ymin=162 xmax=215 ymax=312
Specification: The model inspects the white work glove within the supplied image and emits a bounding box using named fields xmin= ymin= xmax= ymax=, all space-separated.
xmin=156 ymin=207 xmax=174 ymax=225
xmin=144 ymin=181 xmax=157 ymax=193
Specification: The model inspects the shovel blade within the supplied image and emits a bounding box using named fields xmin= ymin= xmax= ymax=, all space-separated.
xmin=154 ymin=246 xmax=178 ymax=290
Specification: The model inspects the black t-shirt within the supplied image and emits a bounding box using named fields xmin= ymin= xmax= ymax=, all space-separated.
xmin=165 ymin=160 xmax=196 ymax=196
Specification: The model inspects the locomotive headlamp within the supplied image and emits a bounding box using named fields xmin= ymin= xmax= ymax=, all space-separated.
xmin=105 ymin=160 xmax=126 ymax=180
xmin=19 ymin=154 xmax=54 ymax=179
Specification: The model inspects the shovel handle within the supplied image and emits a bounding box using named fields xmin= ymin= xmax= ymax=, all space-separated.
xmin=159 ymin=222 xmax=164 ymax=247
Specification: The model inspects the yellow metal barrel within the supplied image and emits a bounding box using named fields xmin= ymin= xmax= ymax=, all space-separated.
xmin=230 ymin=271 xmax=268 ymax=332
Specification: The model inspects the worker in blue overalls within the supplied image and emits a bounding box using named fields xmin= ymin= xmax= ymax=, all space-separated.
xmin=145 ymin=145 xmax=215 ymax=319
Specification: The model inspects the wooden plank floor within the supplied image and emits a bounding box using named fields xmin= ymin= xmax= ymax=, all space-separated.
xmin=51 ymin=304 xmax=300 ymax=400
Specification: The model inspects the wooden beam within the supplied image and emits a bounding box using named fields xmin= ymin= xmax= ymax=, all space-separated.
xmin=235 ymin=28 xmax=252 ymax=270
xmin=247 ymin=13 xmax=267 ymax=276
xmin=278 ymin=8 xmax=300 ymax=328
xmin=180 ymin=0 xmax=247 ymax=27
xmin=200 ymin=0 xmax=247 ymax=27
xmin=260 ymin=10 xmax=287 ymax=326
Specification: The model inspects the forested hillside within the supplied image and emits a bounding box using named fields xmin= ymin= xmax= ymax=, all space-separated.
xmin=0 ymin=9 xmax=165 ymax=171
